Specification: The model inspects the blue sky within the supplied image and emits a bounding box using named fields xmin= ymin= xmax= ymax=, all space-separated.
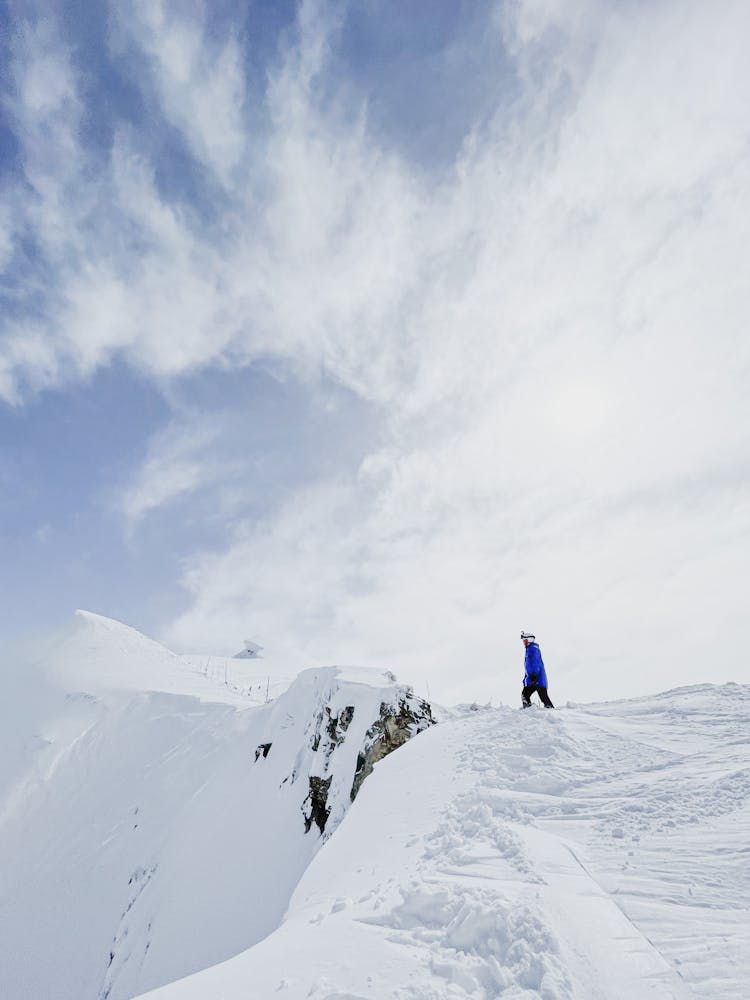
xmin=2 ymin=0 xmax=749 ymax=704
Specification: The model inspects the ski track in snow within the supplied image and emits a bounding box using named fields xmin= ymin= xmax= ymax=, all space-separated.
xmin=140 ymin=684 xmax=749 ymax=1000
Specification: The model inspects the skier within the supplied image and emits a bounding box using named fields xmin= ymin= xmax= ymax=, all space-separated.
xmin=521 ymin=632 xmax=554 ymax=708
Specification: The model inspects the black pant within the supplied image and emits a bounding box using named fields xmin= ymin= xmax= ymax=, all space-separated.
xmin=522 ymin=683 xmax=554 ymax=708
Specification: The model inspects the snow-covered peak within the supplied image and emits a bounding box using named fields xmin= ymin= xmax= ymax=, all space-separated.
xmin=6 ymin=612 xmax=746 ymax=1000
xmin=43 ymin=610 xmax=299 ymax=705
xmin=0 ymin=621 xmax=434 ymax=1000
xmin=138 ymin=683 xmax=749 ymax=1000
xmin=74 ymin=608 xmax=174 ymax=646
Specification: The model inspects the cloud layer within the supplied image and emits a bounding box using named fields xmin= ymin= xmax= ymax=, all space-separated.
xmin=2 ymin=0 xmax=749 ymax=703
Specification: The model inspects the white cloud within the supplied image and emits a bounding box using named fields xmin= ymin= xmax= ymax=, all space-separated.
xmin=2 ymin=0 xmax=750 ymax=702
xmin=111 ymin=0 xmax=247 ymax=182
xmin=119 ymin=418 xmax=221 ymax=529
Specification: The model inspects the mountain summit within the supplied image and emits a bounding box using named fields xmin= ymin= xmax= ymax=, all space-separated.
xmin=140 ymin=684 xmax=749 ymax=1000
xmin=0 ymin=614 xmax=432 ymax=999
xmin=0 ymin=617 xmax=746 ymax=999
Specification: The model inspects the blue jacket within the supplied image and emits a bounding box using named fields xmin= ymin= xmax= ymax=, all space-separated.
xmin=524 ymin=642 xmax=548 ymax=688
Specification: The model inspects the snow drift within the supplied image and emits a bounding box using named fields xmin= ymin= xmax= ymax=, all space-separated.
xmin=1 ymin=613 xmax=747 ymax=1000
xmin=0 ymin=612 xmax=432 ymax=1000
xmin=139 ymin=685 xmax=749 ymax=1000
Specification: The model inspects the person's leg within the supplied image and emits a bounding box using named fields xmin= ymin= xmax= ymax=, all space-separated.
xmin=538 ymin=687 xmax=554 ymax=708
xmin=521 ymin=684 xmax=535 ymax=707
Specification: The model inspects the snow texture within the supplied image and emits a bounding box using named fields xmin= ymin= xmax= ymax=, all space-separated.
xmin=140 ymin=687 xmax=749 ymax=1000
xmin=1 ymin=612 xmax=747 ymax=999
xmin=0 ymin=612 xmax=426 ymax=999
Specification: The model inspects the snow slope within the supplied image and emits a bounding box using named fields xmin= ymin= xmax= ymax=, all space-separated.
xmin=0 ymin=612 xmax=429 ymax=1000
xmin=140 ymin=685 xmax=749 ymax=1000
xmin=52 ymin=609 xmax=299 ymax=704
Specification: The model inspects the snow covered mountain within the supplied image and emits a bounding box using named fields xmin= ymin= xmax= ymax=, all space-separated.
xmin=139 ymin=686 xmax=749 ymax=1000
xmin=0 ymin=612 xmax=432 ymax=999
xmin=1 ymin=614 xmax=747 ymax=999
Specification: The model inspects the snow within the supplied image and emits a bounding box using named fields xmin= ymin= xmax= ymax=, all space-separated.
xmin=1 ymin=613 xmax=747 ymax=1000
xmin=139 ymin=686 xmax=749 ymax=1000
xmin=0 ymin=612 xmax=422 ymax=999
xmin=53 ymin=609 xmax=298 ymax=704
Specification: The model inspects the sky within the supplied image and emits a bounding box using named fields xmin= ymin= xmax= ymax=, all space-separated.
xmin=1 ymin=0 xmax=749 ymax=706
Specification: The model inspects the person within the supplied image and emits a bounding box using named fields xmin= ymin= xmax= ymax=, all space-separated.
xmin=521 ymin=632 xmax=554 ymax=708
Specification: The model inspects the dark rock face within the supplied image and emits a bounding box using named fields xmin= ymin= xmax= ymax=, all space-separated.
xmin=302 ymin=706 xmax=355 ymax=834
xmin=333 ymin=704 xmax=354 ymax=735
xmin=254 ymin=742 xmax=272 ymax=762
xmin=310 ymin=705 xmax=355 ymax=755
xmin=300 ymin=689 xmax=434 ymax=836
xmin=351 ymin=694 xmax=434 ymax=802
xmin=304 ymin=776 xmax=333 ymax=834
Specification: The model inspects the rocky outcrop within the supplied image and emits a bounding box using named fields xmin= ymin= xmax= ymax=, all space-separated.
xmin=304 ymin=776 xmax=333 ymax=834
xmin=300 ymin=686 xmax=434 ymax=836
xmin=351 ymin=693 xmax=434 ymax=801
xmin=302 ymin=704 xmax=356 ymax=834
xmin=309 ymin=704 xmax=355 ymax=755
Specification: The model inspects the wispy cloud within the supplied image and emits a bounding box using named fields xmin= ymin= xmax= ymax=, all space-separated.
xmin=119 ymin=417 xmax=220 ymax=530
xmin=110 ymin=0 xmax=248 ymax=182
xmin=2 ymin=0 xmax=749 ymax=701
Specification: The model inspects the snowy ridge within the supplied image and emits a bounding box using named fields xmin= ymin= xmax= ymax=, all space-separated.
xmin=260 ymin=666 xmax=424 ymax=836
xmin=51 ymin=610 xmax=299 ymax=704
xmin=2 ymin=615 xmax=747 ymax=1000
xmin=0 ymin=615 xmax=431 ymax=1000
xmin=140 ymin=685 xmax=749 ymax=1000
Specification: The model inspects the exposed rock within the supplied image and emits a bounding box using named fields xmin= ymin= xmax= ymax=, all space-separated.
xmin=351 ymin=693 xmax=434 ymax=801
xmin=309 ymin=705 xmax=355 ymax=754
xmin=254 ymin=742 xmax=272 ymax=762
xmin=300 ymin=684 xmax=434 ymax=837
xmin=303 ymin=776 xmax=332 ymax=834
xmin=332 ymin=704 xmax=354 ymax=735
xmin=302 ymin=706 xmax=356 ymax=833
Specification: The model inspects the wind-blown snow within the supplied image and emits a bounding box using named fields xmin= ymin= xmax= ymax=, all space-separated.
xmin=140 ymin=685 xmax=749 ymax=1000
